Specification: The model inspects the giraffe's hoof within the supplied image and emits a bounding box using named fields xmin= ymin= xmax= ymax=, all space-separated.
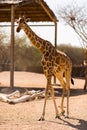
xmin=38 ymin=117 xmax=45 ymax=121
xmin=65 ymin=115 xmax=69 ymax=119
xmin=60 ymin=110 xmax=65 ymax=116
xmin=55 ymin=115 xmax=61 ymax=119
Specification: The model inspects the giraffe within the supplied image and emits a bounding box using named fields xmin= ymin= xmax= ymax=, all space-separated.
xmin=16 ymin=16 xmax=74 ymax=120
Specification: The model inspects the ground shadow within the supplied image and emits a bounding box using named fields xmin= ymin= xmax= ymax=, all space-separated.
xmin=61 ymin=117 xmax=87 ymax=130
xmin=46 ymin=117 xmax=87 ymax=130
xmin=0 ymin=86 xmax=87 ymax=97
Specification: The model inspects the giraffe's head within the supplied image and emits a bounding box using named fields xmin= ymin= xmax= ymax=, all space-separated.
xmin=16 ymin=16 xmax=30 ymax=32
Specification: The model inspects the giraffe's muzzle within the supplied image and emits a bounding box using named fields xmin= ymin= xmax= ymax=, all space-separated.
xmin=16 ymin=27 xmax=20 ymax=32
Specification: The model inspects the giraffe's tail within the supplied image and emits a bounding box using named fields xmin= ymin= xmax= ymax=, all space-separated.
xmin=71 ymin=78 xmax=74 ymax=85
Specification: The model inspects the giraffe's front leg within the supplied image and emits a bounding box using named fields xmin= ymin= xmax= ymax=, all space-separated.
xmin=38 ymin=87 xmax=49 ymax=121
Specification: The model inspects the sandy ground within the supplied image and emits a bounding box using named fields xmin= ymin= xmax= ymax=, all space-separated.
xmin=0 ymin=71 xmax=87 ymax=130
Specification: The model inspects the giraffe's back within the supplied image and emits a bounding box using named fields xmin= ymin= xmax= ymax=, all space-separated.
xmin=42 ymin=48 xmax=72 ymax=76
xmin=54 ymin=50 xmax=72 ymax=73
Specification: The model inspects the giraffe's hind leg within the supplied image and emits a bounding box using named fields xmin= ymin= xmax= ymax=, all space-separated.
xmin=55 ymin=72 xmax=66 ymax=116
xmin=64 ymin=70 xmax=71 ymax=118
xmin=49 ymin=85 xmax=60 ymax=119
xmin=60 ymin=88 xmax=66 ymax=116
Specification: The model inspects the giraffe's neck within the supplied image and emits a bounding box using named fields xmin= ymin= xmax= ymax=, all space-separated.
xmin=22 ymin=23 xmax=51 ymax=54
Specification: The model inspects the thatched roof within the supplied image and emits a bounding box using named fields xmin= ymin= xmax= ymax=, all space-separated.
xmin=0 ymin=0 xmax=57 ymax=23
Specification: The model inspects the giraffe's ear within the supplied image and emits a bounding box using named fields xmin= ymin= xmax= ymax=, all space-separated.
xmin=26 ymin=18 xmax=30 ymax=22
xmin=15 ymin=16 xmax=21 ymax=23
xmin=22 ymin=16 xmax=30 ymax=22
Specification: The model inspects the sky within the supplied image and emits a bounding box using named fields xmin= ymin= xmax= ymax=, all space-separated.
xmin=1 ymin=0 xmax=87 ymax=47
xmin=43 ymin=0 xmax=87 ymax=47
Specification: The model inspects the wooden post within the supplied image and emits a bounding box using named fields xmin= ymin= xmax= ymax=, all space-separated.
xmin=84 ymin=48 xmax=87 ymax=90
xmin=10 ymin=5 xmax=15 ymax=88
xmin=54 ymin=22 xmax=57 ymax=83
xmin=55 ymin=22 xmax=57 ymax=48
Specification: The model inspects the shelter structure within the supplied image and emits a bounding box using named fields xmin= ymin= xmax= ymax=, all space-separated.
xmin=0 ymin=0 xmax=58 ymax=88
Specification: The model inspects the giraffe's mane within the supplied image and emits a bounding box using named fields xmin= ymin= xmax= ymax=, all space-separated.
xmin=56 ymin=50 xmax=67 ymax=56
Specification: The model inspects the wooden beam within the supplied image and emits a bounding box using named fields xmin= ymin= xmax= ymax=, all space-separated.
xmin=38 ymin=0 xmax=57 ymax=24
xmin=0 ymin=9 xmax=11 ymax=11
xmin=10 ymin=4 xmax=15 ymax=88
xmin=0 ymin=24 xmax=54 ymax=27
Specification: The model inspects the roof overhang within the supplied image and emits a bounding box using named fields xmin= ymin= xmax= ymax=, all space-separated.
xmin=0 ymin=0 xmax=58 ymax=23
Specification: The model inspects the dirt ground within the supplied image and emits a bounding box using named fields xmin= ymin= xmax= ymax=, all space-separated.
xmin=0 ymin=71 xmax=87 ymax=130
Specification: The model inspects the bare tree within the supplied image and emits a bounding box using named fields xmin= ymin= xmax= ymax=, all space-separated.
xmin=57 ymin=2 xmax=87 ymax=89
